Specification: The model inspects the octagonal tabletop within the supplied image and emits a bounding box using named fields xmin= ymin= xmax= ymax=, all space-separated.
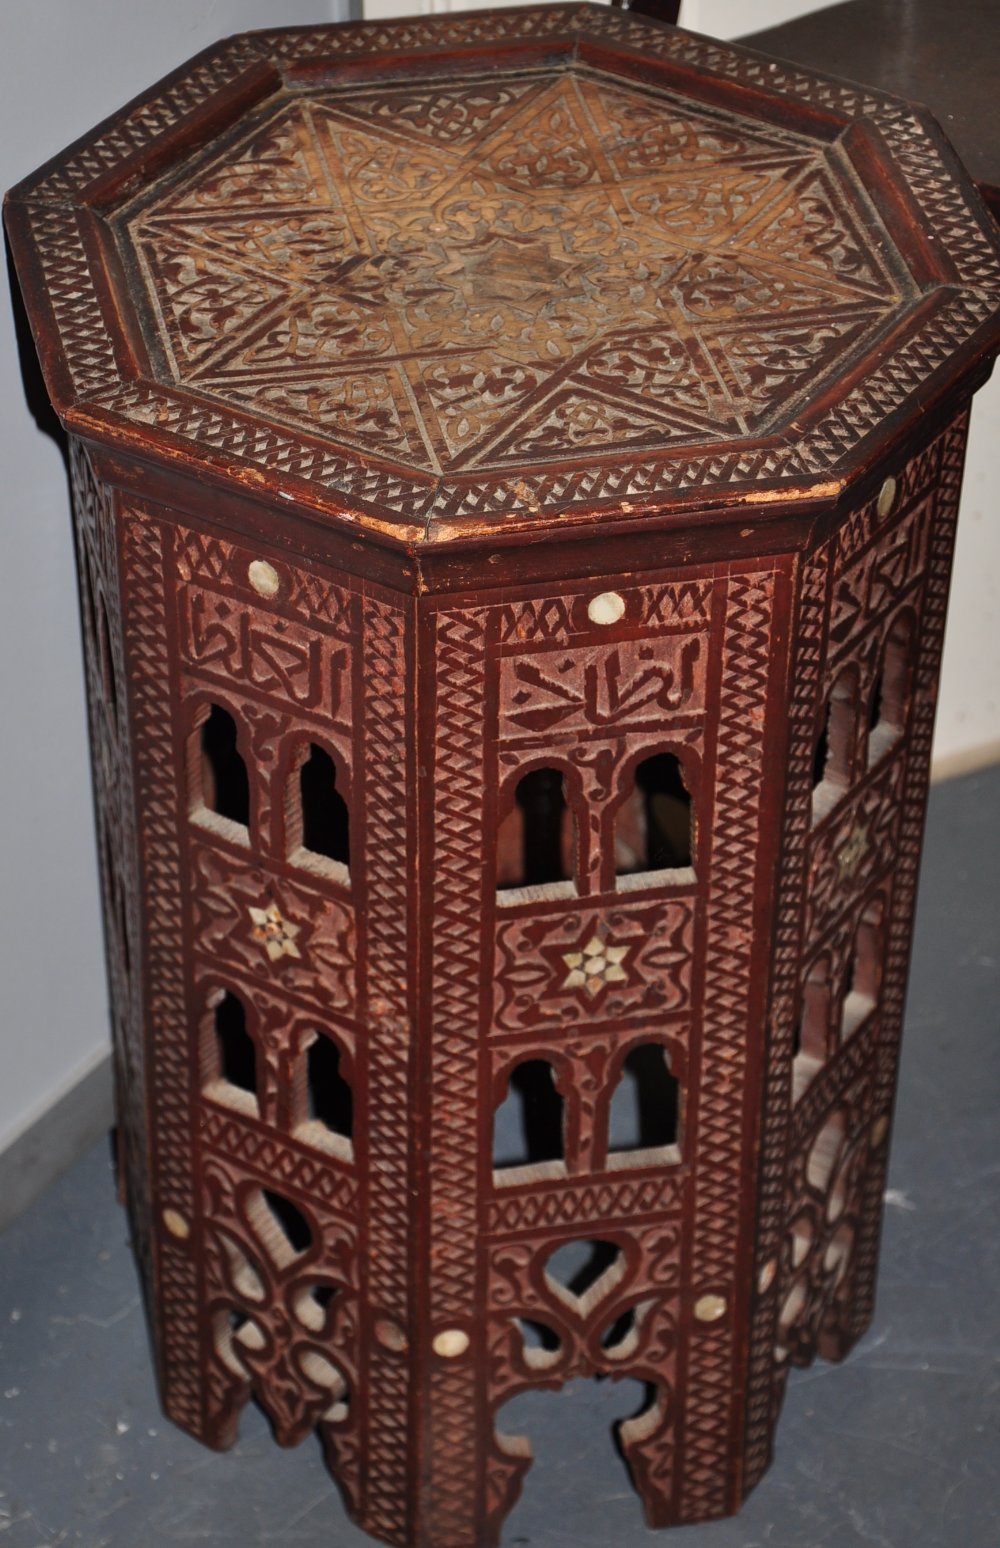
xmin=7 ymin=4 xmax=1000 ymax=544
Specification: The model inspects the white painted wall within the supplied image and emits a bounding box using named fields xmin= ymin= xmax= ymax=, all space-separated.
xmin=1 ymin=0 xmax=997 ymax=1157
xmin=935 ymin=369 xmax=1000 ymax=772
xmin=361 ymin=0 xmax=833 ymax=27
xmin=683 ymin=0 xmax=830 ymax=33
xmin=0 ymin=1 xmax=344 ymax=1161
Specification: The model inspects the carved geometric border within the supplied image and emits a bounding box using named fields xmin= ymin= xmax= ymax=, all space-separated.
xmin=425 ymin=606 xmax=493 ymax=1545
xmin=120 ymin=507 xmax=204 ymax=1432
xmin=679 ymin=568 xmax=777 ymax=1521
xmin=487 ymin=1171 xmax=683 ymax=1237
xmin=359 ymin=593 xmax=415 ymax=1546
xmin=741 ymin=541 xmax=827 ymax=1492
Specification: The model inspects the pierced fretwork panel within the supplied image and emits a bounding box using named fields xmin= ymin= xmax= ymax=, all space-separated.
xmin=100 ymin=504 xmax=415 ymax=1543
xmin=200 ymin=1152 xmax=360 ymax=1457
xmin=71 ymin=407 xmax=969 ymax=1548
xmin=443 ymin=564 xmax=786 ymax=1534
xmin=745 ymin=411 xmax=970 ymax=1490
xmin=485 ymin=1221 xmax=682 ymax=1540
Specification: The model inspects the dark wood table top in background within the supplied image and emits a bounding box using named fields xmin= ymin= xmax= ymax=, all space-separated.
xmin=741 ymin=0 xmax=1000 ymax=219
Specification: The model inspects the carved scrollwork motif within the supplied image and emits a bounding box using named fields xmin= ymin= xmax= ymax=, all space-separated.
xmin=494 ymin=898 xmax=694 ymax=1033
xmin=777 ymin=1075 xmax=873 ymax=1368
xmin=484 ymin=1222 xmax=681 ymax=1535
xmin=188 ymin=840 xmax=356 ymax=1011
xmin=201 ymin=1155 xmax=359 ymax=1449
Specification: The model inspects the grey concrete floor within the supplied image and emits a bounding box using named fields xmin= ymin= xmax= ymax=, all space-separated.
xmin=2 ymin=767 xmax=998 ymax=1547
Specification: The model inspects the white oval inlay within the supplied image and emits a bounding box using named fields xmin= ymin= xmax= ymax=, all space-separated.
xmin=587 ymin=590 xmax=626 ymax=626
xmin=375 ymin=1318 xmax=409 ymax=1353
xmin=694 ymin=1293 xmax=727 ymax=1323
xmin=877 ymin=476 xmax=897 ymax=519
xmin=433 ymin=1328 xmax=470 ymax=1359
xmin=248 ymin=559 xmax=280 ymax=599
xmin=162 ymin=1208 xmax=190 ymax=1240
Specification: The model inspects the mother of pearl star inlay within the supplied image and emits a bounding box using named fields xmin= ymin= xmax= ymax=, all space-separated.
xmin=562 ymin=931 xmax=630 ymax=997
xmin=248 ymin=901 xmax=302 ymax=962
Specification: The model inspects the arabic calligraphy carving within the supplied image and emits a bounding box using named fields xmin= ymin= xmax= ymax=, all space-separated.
xmin=500 ymin=635 xmax=706 ymax=736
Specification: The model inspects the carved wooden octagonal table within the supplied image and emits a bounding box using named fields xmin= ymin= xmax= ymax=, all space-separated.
xmin=7 ymin=6 xmax=1000 ymax=1544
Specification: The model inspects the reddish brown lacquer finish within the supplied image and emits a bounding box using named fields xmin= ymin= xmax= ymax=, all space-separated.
xmin=6 ymin=6 xmax=1000 ymax=1543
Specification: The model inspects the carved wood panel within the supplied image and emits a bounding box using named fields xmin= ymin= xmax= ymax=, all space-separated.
xmin=64 ymin=386 xmax=976 ymax=1548
xmin=119 ymin=68 xmax=909 ymax=488
xmin=21 ymin=10 xmax=994 ymax=1545
xmin=69 ymin=444 xmax=154 ymax=1319
xmin=411 ymin=562 xmax=785 ymax=1535
xmin=88 ymin=498 xmax=420 ymax=1541
xmin=749 ymin=412 xmax=970 ymax=1474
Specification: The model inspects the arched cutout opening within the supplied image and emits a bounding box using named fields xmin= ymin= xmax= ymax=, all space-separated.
xmin=813 ymin=668 xmax=859 ymax=821
xmin=601 ymin=1304 xmax=643 ymax=1361
xmin=497 ymin=768 xmax=575 ymax=895
xmin=296 ymin=1031 xmax=354 ymax=1160
xmin=606 ymin=1044 xmax=680 ymax=1167
xmin=543 ymin=1239 xmax=624 ymax=1313
xmin=205 ymin=988 xmax=258 ymax=1116
xmin=218 ymin=1232 xmax=266 ymax=1305
xmin=869 ymin=614 xmax=914 ymax=765
xmin=806 ymin=1109 xmax=847 ymax=1197
xmin=824 ymin=1222 xmax=855 ymax=1289
xmin=190 ymin=702 xmax=250 ymax=839
xmin=296 ymin=1348 xmax=350 ymax=1425
xmin=867 ymin=670 xmax=883 ymax=738
xmin=213 ymin=1304 xmax=264 ymax=1380
xmin=615 ymin=752 xmax=693 ymax=884
xmin=789 ymin=1212 xmax=814 ymax=1271
xmin=245 ymin=1186 xmax=313 ymax=1269
xmin=793 ymin=957 xmax=832 ymax=1103
xmin=777 ymin=1277 xmax=808 ymax=1351
xmin=516 ymin=1316 xmax=563 ymax=1371
xmin=493 ymin=1375 xmax=651 ymax=1537
xmin=288 ymin=743 xmax=350 ymax=880
xmin=493 ymin=1060 xmax=565 ymax=1183
xmin=842 ymin=900 xmax=884 ymax=1037
xmin=293 ymin=1282 xmax=338 ymax=1334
